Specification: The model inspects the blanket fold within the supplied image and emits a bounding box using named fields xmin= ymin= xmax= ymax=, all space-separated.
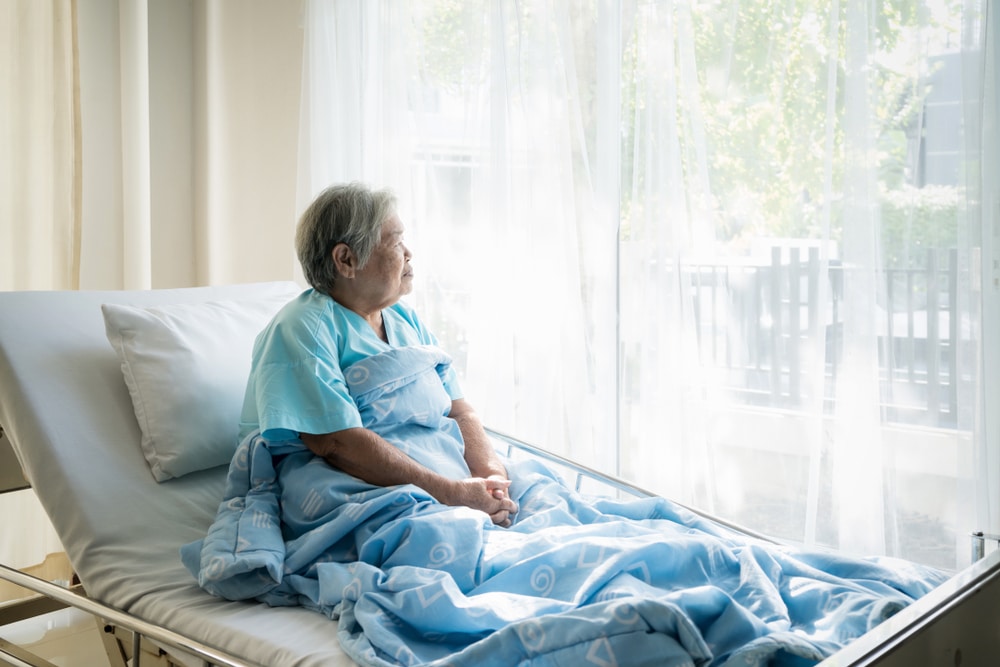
xmin=183 ymin=345 xmax=948 ymax=667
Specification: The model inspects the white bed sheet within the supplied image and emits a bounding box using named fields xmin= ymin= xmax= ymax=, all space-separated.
xmin=0 ymin=282 xmax=355 ymax=667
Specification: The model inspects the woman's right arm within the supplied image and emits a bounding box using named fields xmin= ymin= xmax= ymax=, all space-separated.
xmin=300 ymin=428 xmax=517 ymax=526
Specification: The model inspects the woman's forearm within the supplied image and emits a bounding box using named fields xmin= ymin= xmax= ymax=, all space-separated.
xmin=300 ymin=427 xmax=455 ymax=501
xmin=301 ymin=422 xmax=517 ymax=525
xmin=449 ymin=399 xmax=507 ymax=480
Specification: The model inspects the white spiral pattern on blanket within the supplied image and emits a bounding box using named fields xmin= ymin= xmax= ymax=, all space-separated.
xmin=345 ymin=365 xmax=370 ymax=384
xmin=203 ymin=556 xmax=226 ymax=581
xmin=530 ymin=564 xmax=556 ymax=596
xmin=517 ymin=619 xmax=547 ymax=651
xmin=232 ymin=444 xmax=249 ymax=471
xmin=427 ymin=542 xmax=456 ymax=566
xmin=520 ymin=494 xmax=551 ymax=515
xmin=612 ymin=600 xmax=641 ymax=625
xmin=524 ymin=510 xmax=552 ymax=530
xmin=225 ymin=497 xmax=244 ymax=513
xmin=463 ymin=600 xmax=492 ymax=618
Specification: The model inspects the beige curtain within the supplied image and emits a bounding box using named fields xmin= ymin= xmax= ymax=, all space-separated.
xmin=0 ymin=0 xmax=80 ymax=570
xmin=0 ymin=0 xmax=81 ymax=292
xmin=1 ymin=0 xmax=304 ymax=571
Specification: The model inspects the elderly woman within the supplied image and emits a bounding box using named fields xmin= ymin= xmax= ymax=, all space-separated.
xmin=238 ymin=182 xmax=517 ymax=527
xmin=190 ymin=183 xmax=949 ymax=664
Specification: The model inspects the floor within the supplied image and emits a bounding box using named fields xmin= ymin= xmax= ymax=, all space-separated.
xmin=2 ymin=606 xmax=109 ymax=666
xmin=1 ymin=550 xmax=110 ymax=666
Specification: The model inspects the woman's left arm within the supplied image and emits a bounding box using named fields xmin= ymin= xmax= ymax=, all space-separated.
xmin=450 ymin=398 xmax=515 ymax=526
xmin=449 ymin=398 xmax=509 ymax=483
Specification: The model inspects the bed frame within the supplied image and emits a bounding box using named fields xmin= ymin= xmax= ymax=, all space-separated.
xmin=5 ymin=430 xmax=1000 ymax=667
xmin=0 ymin=428 xmax=670 ymax=667
xmin=1 ymin=284 xmax=998 ymax=667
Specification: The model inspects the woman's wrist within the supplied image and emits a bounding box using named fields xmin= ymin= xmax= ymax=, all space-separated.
xmin=421 ymin=473 xmax=458 ymax=505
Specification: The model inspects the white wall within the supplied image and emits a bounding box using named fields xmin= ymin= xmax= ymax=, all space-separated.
xmin=194 ymin=0 xmax=305 ymax=286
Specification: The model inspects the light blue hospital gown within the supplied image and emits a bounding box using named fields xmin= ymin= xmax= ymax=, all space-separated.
xmin=238 ymin=288 xmax=462 ymax=443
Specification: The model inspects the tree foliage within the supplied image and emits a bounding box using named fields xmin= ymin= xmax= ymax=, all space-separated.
xmin=677 ymin=0 xmax=964 ymax=261
xmin=415 ymin=0 xmax=966 ymax=263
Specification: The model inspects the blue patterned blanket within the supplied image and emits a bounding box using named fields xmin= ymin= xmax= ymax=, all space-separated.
xmin=182 ymin=345 xmax=948 ymax=666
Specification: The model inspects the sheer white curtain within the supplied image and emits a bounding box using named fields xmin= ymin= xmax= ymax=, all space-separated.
xmin=299 ymin=0 xmax=995 ymax=570
xmin=299 ymin=0 xmax=616 ymax=470
xmin=981 ymin=0 xmax=1000 ymax=560
xmin=617 ymin=0 xmax=993 ymax=568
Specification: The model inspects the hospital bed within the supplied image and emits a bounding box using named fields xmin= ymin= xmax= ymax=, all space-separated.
xmin=0 ymin=281 xmax=997 ymax=667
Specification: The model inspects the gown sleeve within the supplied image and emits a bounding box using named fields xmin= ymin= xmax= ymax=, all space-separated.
xmin=242 ymin=300 xmax=364 ymax=441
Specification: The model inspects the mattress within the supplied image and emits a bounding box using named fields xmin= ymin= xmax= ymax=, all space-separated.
xmin=0 ymin=282 xmax=355 ymax=667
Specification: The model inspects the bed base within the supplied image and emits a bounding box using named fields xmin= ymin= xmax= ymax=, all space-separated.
xmin=0 ymin=563 xmax=252 ymax=667
xmin=3 ymin=429 xmax=998 ymax=667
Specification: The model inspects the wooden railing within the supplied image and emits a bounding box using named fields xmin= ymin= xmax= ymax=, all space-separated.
xmin=688 ymin=246 xmax=968 ymax=428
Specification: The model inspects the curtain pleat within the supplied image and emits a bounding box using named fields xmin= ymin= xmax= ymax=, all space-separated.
xmin=0 ymin=0 xmax=81 ymax=292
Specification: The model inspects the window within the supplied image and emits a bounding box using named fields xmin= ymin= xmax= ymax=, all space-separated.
xmin=300 ymin=0 xmax=993 ymax=570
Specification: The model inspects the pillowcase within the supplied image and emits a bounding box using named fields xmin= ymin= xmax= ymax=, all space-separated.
xmin=102 ymin=292 xmax=298 ymax=481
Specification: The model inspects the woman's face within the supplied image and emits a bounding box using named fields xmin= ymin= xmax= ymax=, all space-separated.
xmin=353 ymin=213 xmax=413 ymax=308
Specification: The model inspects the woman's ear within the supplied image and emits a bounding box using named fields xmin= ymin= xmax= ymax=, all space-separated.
xmin=331 ymin=243 xmax=357 ymax=279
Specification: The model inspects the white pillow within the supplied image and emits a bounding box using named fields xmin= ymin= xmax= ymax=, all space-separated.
xmin=102 ymin=292 xmax=297 ymax=481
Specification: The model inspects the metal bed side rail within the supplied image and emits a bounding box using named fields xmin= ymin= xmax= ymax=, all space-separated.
xmin=818 ymin=546 xmax=1000 ymax=666
xmin=486 ymin=427 xmax=778 ymax=544
xmin=0 ymin=564 xmax=254 ymax=667
xmin=970 ymin=531 xmax=1000 ymax=562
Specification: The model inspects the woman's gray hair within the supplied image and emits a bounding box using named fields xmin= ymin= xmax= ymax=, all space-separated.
xmin=295 ymin=182 xmax=397 ymax=294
